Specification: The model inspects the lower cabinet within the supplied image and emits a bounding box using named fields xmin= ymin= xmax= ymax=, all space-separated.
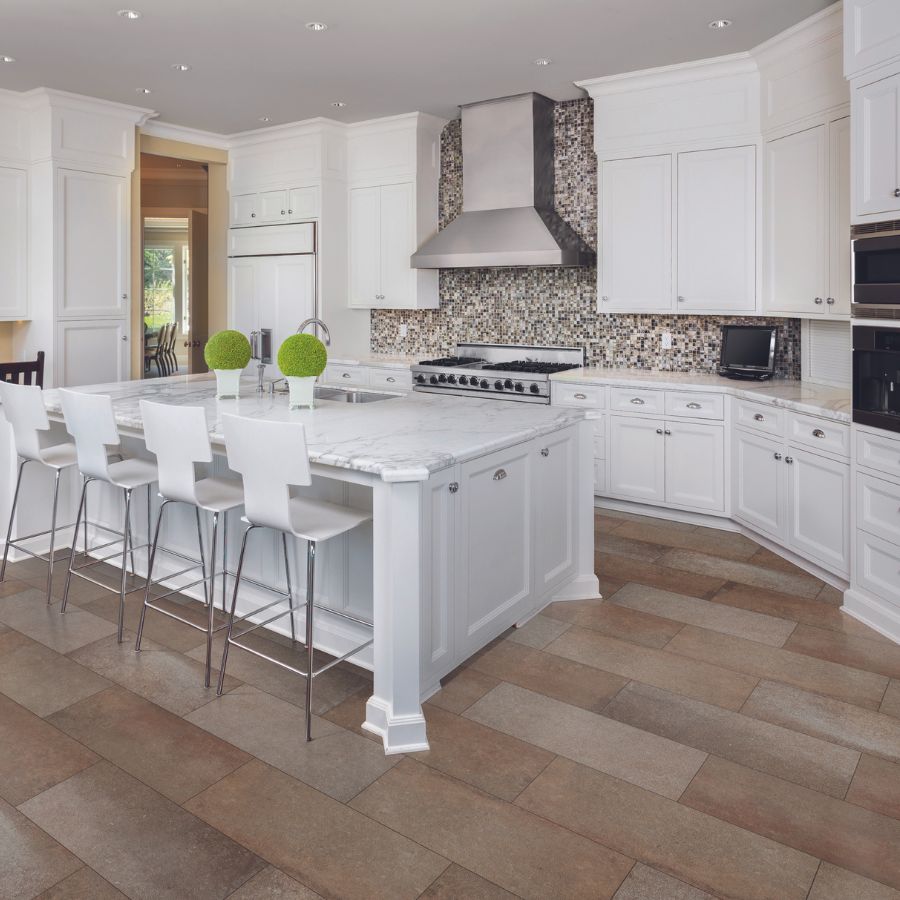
xmin=734 ymin=429 xmax=786 ymax=539
xmin=609 ymin=416 xmax=665 ymax=504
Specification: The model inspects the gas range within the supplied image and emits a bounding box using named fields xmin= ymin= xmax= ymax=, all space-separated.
xmin=411 ymin=343 xmax=585 ymax=403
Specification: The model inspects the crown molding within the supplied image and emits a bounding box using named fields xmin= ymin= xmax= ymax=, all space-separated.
xmin=140 ymin=119 xmax=230 ymax=150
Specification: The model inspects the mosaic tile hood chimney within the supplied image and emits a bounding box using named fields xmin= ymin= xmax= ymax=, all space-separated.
xmin=410 ymin=92 xmax=595 ymax=269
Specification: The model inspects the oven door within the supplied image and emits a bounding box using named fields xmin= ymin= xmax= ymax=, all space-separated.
xmin=853 ymin=326 xmax=900 ymax=433
xmin=854 ymin=232 xmax=900 ymax=304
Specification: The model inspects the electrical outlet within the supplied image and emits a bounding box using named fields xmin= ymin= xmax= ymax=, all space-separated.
xmin=661 ymin=331 xmax=673 ymax=351
xmin=399 ymin=323 xmax=408 ymax=338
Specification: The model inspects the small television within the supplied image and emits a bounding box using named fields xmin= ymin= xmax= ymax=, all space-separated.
xmin=718 ymin=325 xmax=777 ymax=381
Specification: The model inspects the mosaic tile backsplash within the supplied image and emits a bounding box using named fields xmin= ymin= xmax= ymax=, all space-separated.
xmin=371 ymin=99 xmax=801 ymax=378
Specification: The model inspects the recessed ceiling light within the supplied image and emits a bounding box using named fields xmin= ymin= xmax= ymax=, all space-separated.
xmin=534 ymin=57 xmax=553 ymax=66
xmin=331 ymin=101 xmax=346 ymax=108
xmin=708 ymin=19 xmax=732 ymax=29
xmin=258 ymin=116 xmax=272 ymax=123
xmin=171 ymin=63 xmax=191 ymax=72
xmin=0 ymin=55 xmax=15 ymax=64
xmin=135 ymin=87 xmax=152 ymax=95
xmin=305 ymin=21 xmax=328 ymax=31
xmin=117 ymin=9 xmax=142 ymax=19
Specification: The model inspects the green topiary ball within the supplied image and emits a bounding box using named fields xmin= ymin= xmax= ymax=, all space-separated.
xmin=278 ymin=333 xmax=328 ymax=378
xmin=204 ymin=330 xmax=251 ymax=370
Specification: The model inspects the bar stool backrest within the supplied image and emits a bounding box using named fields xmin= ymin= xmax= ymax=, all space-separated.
xmin=222 ymin=413 xmax=311 ymax=534
xmin=59 ymin=389 xmax=120 ymax=480
xmin=0 ymin=381 xmax=50 ymax=461
xmin=140 ymin=400 xmax=212 ymax=504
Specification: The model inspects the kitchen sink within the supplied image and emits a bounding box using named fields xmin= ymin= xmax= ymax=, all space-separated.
xmin=313 ymin=386 xmax=397 ymax=403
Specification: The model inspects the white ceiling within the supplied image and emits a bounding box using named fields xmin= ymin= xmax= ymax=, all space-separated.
xmin=0 ymin=0 xmax=834 ymax=135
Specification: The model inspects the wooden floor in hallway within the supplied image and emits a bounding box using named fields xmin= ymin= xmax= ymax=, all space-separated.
xmin=1 ymin=507 xmax=899 ymax=899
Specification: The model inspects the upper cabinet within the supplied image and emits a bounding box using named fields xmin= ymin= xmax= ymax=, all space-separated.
xmin=346 ymin=113 xmax=444 ymax=309
xmin=852 ymin=71 xmax=900 ymax=220
xmin=230 ymin=185 xmax=320 ymax=226
xmin=844 ymin=0 xmax=900 ymax=79
xmin=0 ymin=166 xmax=28 ymax=320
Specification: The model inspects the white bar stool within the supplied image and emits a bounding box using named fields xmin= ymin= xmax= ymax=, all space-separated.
xmin=59 ymin=389 xmax=158 ymax=642
xmin=0 ymin=382 xmax=83 ymax=602
xmin=217 ymin=413 xmax=374 ymax=741
xmin=135 ymin=400 xmax=245 ymax=687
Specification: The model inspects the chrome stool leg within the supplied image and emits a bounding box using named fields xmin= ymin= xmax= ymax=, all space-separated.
xmin=0 ymin=458 xmax=28 ymax=583
xmin=221 ymin=512 xmax=228 ymax=612
xmin=44 ymin=469 xmax=63 ymax=603
xmin=136 ymin=499 xmax=170 ymax=652
xmin=61 ymin=477 xmax=90 ymax=614
xmin=194 ymin=507 xmax=209 ymax=608
xmin=305 ymin=540 xmax=316 ymax=742
xmin=282 ymin=533 xmax=297 ymax=645
xmin=117 ymin=488 xmax=134 ymax=642
xmin=217 ymin=525 xmax=256 ymax=696
xmin=204 ymin=511 xmax=220 ymax=688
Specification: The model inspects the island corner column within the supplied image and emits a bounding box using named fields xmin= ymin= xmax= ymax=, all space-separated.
xmin=363 ymin=475 xmax=429 ymax=754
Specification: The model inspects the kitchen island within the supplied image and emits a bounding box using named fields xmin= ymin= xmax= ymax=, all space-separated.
xmin=3 ymin=374 xmax=599 ymax=753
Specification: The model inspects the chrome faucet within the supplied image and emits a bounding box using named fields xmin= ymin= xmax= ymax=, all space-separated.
xmin=297 ymin=318 xmax=331 ymax=346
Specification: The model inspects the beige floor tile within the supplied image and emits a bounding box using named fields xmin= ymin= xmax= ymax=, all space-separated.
xmin=0 ymin=577 xmax=32 ymax=598
xmin=657 ymin=548 xmax=823 ymax=598
xmin=427 ymin=667 xmax=500 ymax=714
xmin=595 ymin=553 xmax=725 ymax=599
xmin=228 ymin=866 xmax=322 ymax=899
xmin=666 ymin=625 xmax=889 ymax=709
xmin=882 ymin=680 xmax=900 ymax=719
xmin=846 ymin=755 xmax=900 ymax=821
xmin=597 ymin=509 xmax=697 ymax=533
xmin=468 ymin=638 xmax=628 ymax=713
xmin=0 ymin=798 xmax=82 ymax=900
xmin=603 ymin=681 xmax=859 ymax=798
xmin=597 ymin=532 xmax=667 ymax=562
xmin=321 ymin=689 xmax=380 ymax=741
xmin=466 ymin=682 xmax=705 ymax=799
xmin=615 ymin=520 xmax=759 ymax=561
xmin=817 ymin=584 xmax=846 ymax=606
xmin=612 ymin=863 xmax=715 ymax=900
xmin=0 ymin=630 xmax=109 ymax=717
xmin=546 ymin=626 xmax=758 ymax=710
xmin=20 ymin=761 xmax=264 ymax=900
xmin=185 ymin=684 xmax=396 ymax=802
xmin=187 ymin=758 xmax=449 ymax=900
xmin=68 ymin=632 xmax=240 ymax=717
xmin=516 ymin=756 xmax=818 ymax=900
xmin=610 ymin=582 xmax=797 ymax=646
xmin=543 ymin=596 xmax=684 ymax=649
xmin=507 ymin=614 xmax=570 ymax=649
xmin=419 ymin=864 xmax=518 ymax=899
xmin=784 ymin=624 xmax=900 ymax=680
xmin=0 ymin=693 xmax=97 ymax=805
xmin=350 ymin=758 xmax=633 ymax=900
xmin=808 ymin=862 xmax=900 ymax=900
xmin=743 ymin=680 xmax=900 ymax=763
xmin=35 ymin=866 xmax=127 ymax=899
xmin=748 ymin=546 xmax=815 ymax=576
xmin=415 ymin=703 xmax=554 ymax=801
xmin=47 ymin=686 xmax=250 ymax=804
xmin=681 ymin=755 xmax=900 ymax=890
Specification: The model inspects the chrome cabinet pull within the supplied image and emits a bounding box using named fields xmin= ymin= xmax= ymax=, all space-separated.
xmin=281 ymin=209 xmax=286 ymax=215
xmin=753 ymin=413 xmax=765 ymax=422
xmin=826 ymin=298 xmax=835 ymax=305
xmin=812 ymin=428 xmax=826 ymax=439
xmin=449 ymin=482 xmax=459 ymax=494
xmin=574 ymin=392 xmax=587 ymax=400
xmin=894 ymin=188 xmax=900 ymax=198
xmin=341 ymin=372 xmax=351 ymax=379
xmin=250 ymin=212 xmax=256 ymax=218
xmin=814 ymin=297 xmax=824 ymax=305
xmin=785 ymin=456 xmax=794 ymax=464
xmin=540 ymin=448 xmax=550 ymax=457
xmin=656 ymin=428 xmax=663 ymax=435
xmin=774 ymin=452 xmax=783 ymax=460
xmin=630 ymin=397 xmax=645 ymax=405
xmin=493 ymin=469 xmax=507 ymax=481
xmin=386 ymin=376 xmax=396 ymax=383
xmin=288 ymin=209 xmax=293 ymax=214
xmin=686 ymin=402 xmax=701 ymax=409
xmin=664 ymin=429 xmax=672 ymax=435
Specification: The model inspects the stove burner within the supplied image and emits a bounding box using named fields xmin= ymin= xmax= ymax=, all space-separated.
xmin=418 ymin=356 xmax=486 ymax=367
xmin=480 ymin=360 xmax=581 ymax=374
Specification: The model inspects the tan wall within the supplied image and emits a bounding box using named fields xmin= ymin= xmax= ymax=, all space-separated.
xmin=0 ymin=324 xmax=14 ymax=361
xmin=141 ymin=181 xmax=208 ymax=209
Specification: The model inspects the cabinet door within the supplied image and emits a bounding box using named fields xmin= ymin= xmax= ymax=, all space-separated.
xmin=287 ymin=186 xmax=319 ymax=221
xmin=56 ymin=319 xmax=128 ymax=387
xmin=57 ymin=169 xmax=128 ymax=319
xmin=844 ymin=0 xmax=900 ymax=77
xmin=231 ymin=193 xmax=258 ymax=226
xmin=533 ymin=428 xmax=577 ymax=592
xmin=608 ymin=415 xmax=666 ymax=504
xmin=379 ymin=181 xmax=416 ymax=308
xmin=600 ymin=155 xmax=672 ymax=312
xmin=733 ymin=430 xmax=785 ymax=540
xmin=829 ymin=116 xmax=852 ymax=316
xmin=677 ymin=146 xmax=756 ymax=312
xmin=788 ymin=448 xmax=850 ymax=577
xmin=0 ymin=167 xmax=27 ymax=319
xmin=665 ymin=422 xmax=725 ymax=512
xmin=854 ymin=73 xmax=900 ymax=219
xmin=228 ymin=258 xmax=259 ymax=367
xmin=456 ymin=444 xmax=533 ymax=656
xmin=764 ymin=125 xmax=828 ymax=314
xmin=259 ymin=189 xmax=289 ymax=223
xmin=348 ymin=186 xmax=381 ymax=307
xmin=266 ymin=255 xmax=315 ymax=361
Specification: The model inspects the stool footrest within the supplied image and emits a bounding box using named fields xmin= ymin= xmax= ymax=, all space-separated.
xmin=226 ymin=634 xmax=374 ymax=681
xmin=139 ymin=599 xmax=231 ymax=634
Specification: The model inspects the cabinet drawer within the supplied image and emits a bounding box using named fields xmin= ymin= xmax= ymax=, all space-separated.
xmin=324 ymin=364 xmax=366 ymax=387
xmin=858 ymin=473 xmax=900 ymax=547
xmin=735 ymin=399 xmax=785 ymax=437
xmin=610 ymin=387 xmax=664 ymax=415
xmin=665 ymin=391 xmax=724 ymax=420
xmin=856 ymin=428 xmax=900 ymax=481
xmin=856 ymin=529 xmax=900 ymax=607
xmin=788 ymin=413 xmax=849 ymax=458
xmin=552 ymin=382 xmax=605 ymax=409
xmin=368 ymin=367 xmax=411 ymax=391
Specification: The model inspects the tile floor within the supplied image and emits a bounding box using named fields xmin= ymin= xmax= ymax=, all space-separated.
xmin=1 ymin=509 xmax=899 ymax=899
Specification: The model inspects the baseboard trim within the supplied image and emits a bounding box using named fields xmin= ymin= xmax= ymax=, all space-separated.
xmin=843 ymin=588 xmax=900 ymax=645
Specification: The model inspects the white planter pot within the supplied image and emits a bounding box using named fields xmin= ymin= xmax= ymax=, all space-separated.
xmin=287 ymin=375 xmax=316 ymax=409
xmin=214 ymin=368 xmax=242 ymax=399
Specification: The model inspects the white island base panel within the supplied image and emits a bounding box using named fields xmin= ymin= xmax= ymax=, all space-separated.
xmin=2 ymin=376 xmax=600 ymax=754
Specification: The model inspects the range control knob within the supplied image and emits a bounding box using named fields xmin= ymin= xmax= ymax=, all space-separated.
xmin=494 ymin=380 xmax=504 ymax=390
xmin=458 ymin=375 xmax=468 ymax=385
xmin=529 ymin=383 xmax=540 ymax=394
xmin=415 ymin=374 xmax=426 ymax=384
xmin=514 ymin=382 xmax=525 ymax=393
xmin=438 ymin=373 xmax=448 ymax=383
xmin=447 ymin=374 xmax=457 ymax=385
xmin=504 ymin=379 xmax=514 ymax=390
xmin=429 ymin=375 xmax=439 ymax=385
xmin=480 ymin=379 xmax=489 ymax=389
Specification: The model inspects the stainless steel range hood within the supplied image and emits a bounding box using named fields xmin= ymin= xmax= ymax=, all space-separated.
xmin=410 ymin=93 xmax=595 ymax=269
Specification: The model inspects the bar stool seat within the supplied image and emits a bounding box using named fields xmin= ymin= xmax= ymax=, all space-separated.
xmin=106 ymin=458 xmax=159 ymax=490
xmin=195 ymin=477 xmax=245 ymax=513
xmin=267 ymin=497 xmax=371 ymax=543
xmin=34 ymin=443 xmax=79 ymax=470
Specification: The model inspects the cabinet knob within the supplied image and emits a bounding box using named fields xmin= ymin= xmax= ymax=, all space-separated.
xmin=288 ymin=209 xmax=293 ymax=214
xmin=677 ymin=296 xmax=686 ymax=303
xmin=121 ymin=293 xmax=128 ymax=300
xmin=250 ymin=212 xmax=256 ymax=218
xmin=812 ymin=428 xmax=826 ymax=439
xmin=448 ymin=481 xmax=459 ymax=494
xmin=754 ymin=413 xmax=765 ymax=422
xmin=826 ymin=298 xmax=835 ymax=305
xmin=785 ymin=456 xmax=794 ymax=464
xmin=630 ymin=397 xmax=645 ymax=405
xmin=656 ymin=428 xmax=663 ymax=435
xmin=121 ymin=335 xmax=128 ymax=342
xmin=540 ymin=447 xmax=550 ymax=457
xmin=493 ymin=468 xmax=507 ymax=481
xmin=814 ymin=297 xmax=824 ymax=305
xmin=664 ymin=429 xmax=672 ymax=435
xmin=894 ymin=188 xmax=900 ymax=198
xmin=774 ymin=452 xmax=782 ymax=460
xmin=281 ymin=210 xmax=286 ymax=215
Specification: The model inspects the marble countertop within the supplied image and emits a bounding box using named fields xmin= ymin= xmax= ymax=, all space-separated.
xmin=551 ymin=368 xmax=852 ymax=423
xmin=41 ymin=375 xmax=585 ymax=483
xmin=326 ymin=353 xmax=420 ymax=370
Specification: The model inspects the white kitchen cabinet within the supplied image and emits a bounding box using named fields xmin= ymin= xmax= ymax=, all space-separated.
xmin=349 ymin=186 xmax=385 ymax=307
xmin=853 ymin=71 xmax=900 ymax=220
xmin=232 ymin=193 xmax=257 ymax=226
xmin=665 ymin=422 xmax=725 ymax=512
xmin=379 ymin=182 xmax=416 ymax=308
xmin=608 ymin=415 xmax=666 ymax=504
xmin=230 ymin=186 xmax=321 ymax=227
xmin=734 ymin=429 xmax=786 ymax=540
xmin=533 ymin=428 xmax=577 ymax=593
xmin=829 ymin=116 xmax=852 ymax=317
xmin=599 ymin=155 xmax=672 ymax=312
xmin=0 ymin=166 xmax=27 ymax=320
xmin=56 ymin=169 xmax=129 ymax=319
xmin=56 ymin=319 xmax=128 ymax=387
xmin=844 ymin=0 xmax=900 ymax=79
xmin=676 ymin=146 xmax=756 ymax=313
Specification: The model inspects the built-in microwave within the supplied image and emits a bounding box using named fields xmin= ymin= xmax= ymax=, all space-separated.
xmin=852 ymin=223 xmax=900 ymax=318
xmin=853 ymin=325 xmax=900 ymax=434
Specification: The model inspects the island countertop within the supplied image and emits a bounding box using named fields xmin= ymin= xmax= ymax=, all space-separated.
xmin=41 ymin=374 xmax=587 ymax=483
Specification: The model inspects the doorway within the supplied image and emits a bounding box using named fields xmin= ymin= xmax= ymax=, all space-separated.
xmin=139 ymin=153 xmax=209 ymax=377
